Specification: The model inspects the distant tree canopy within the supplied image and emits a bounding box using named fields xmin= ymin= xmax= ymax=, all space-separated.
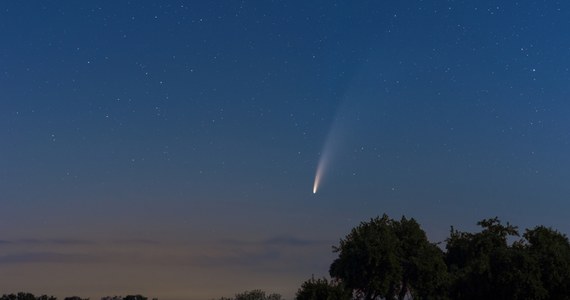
xmin=0 ymin=294 xmax=148 ymax=300
xmin=218 ymin=290 xmax=282 ymax=300
xmin=298 ymin=214 xmax=570 ymax=300
xmin=122 ymin=296 xmax=147 ymax=300
xmin=0 ymin=294 xmax=56 ymax=300
xmin=101 ymin=296 xmax=149 ymax=300
xmin=295 ymin=276 xmax=351 ymax=300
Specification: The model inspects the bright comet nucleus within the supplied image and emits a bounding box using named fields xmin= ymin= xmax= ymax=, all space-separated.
xmin=313 ymin=168 xmax=321 ymax=194
xmin=312 ymin=148 xmax=330 ymax=194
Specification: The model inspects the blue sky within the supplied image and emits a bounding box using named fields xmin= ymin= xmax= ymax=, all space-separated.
xmin=2 ymin=1 xmax=570 ymax=299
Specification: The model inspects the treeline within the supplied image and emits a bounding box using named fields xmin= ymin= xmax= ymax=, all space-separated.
xmin=0 ymin=294 xmax=151 ymax=300
xmin=0 ymin=294 xmax=57 ymax=300
xmin=295 ymin=214 xmax=570 ymax=300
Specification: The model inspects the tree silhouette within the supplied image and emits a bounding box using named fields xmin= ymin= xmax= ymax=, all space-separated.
xmin=0 ymin=294 xmax=56 ymax=300
xmin=218 ymin=290 xmax=282 ymax=300
xmin=295 ymin=276 xmax=351 ymax=300
xmin=446 ymin=217 xmax=546 ymax=299
xmin=329 ymin=215 xmax=447 ymax=300
xmin=524 ymin=225 xmax=570 ymax=299
xmin=123 ymin=296 xmax=147 ymax=300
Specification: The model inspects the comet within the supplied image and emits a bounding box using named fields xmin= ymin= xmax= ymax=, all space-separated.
xmin=312 ymin=59 xmax=377 ymax=194
xmin=312 ymin=162 xmax=323 ymax=194
xmin=313 ymin=142 xmax=334 ymax=194
xmin=312 ymin=125 xmax=341 ymax=194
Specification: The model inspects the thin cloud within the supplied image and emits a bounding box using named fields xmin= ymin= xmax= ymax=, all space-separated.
xmin=111 ymin=238 xmax=160 ymax=245
xmin=0 ymin=238 xmax=161 ymax=246
xmin=222 ymin=235 xmax=332 ymax=248
xmin=6 ymin=238 xmax=94 ymax=246
xmin=263 ymin=236 xmax=330 ymax=247
xmin=193 ymin=248 xmax=282 ymax=268
xmin=190 ymin=235 xmax=334 ymax=271
xmin=0 ymin=252 xmax=100 ymax=264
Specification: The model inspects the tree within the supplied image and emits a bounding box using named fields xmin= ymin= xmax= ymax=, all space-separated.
xmin=393 ymin=217 xmax=449 ymax=300
xmin=489 ymin=241 xmax=546 ymax=299
xmin=446 ymin=217 xmax=546 ymax=300
xmin=295 ymin=276 xmax=352 ymax=300
xmin=524 ymin=226 xmax=570 ymax=299
xmin=329 ymin=214 xmax=448 ymax=300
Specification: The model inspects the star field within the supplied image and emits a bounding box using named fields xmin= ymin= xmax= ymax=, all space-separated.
xmin=2 ymin=1 xmax=570 ymax=299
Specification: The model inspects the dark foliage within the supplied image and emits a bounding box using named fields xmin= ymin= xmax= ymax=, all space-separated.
xmin=123 ymin=296 xmax=147 ymax=300
xmin=217 ymin=290 xmax=282 ymax=300
xmin=329 ymin=215 xmax=448 ymax=300
xmin=325 ymin=215 xmax=570 ymax=300
xmin=295 ymin=276 xmax=352 ymax=300
xmin=0 ymin=294 xmax=56 ymax=300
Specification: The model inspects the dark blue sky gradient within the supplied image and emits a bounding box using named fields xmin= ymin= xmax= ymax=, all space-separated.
xmin=2 ymin=1 xmax=570 ymax=299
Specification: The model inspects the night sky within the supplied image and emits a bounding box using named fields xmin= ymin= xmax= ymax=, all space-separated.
xmin=2 ymin=1 xmax=570 ymax=299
